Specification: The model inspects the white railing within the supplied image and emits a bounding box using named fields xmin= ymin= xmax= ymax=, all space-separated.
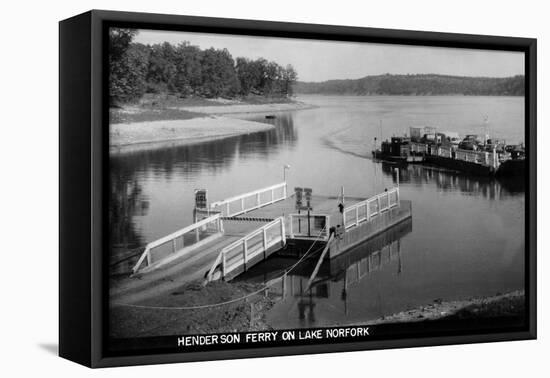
xmin=437 ymin=145 xmax=453 ymax=158
xmin=411 ymin=141 xmax=500 ymax=169
xmin=288 ymin=213 xmax=331 ymax=240
xmin=209 ymin=182 xmax=287 ymax=218
xmin=132 ymin=213 xmax=223 ymax=274
xmin=343 ymin=187 xmax=400 ymax=229
xmin=455 ymin=148 xmax=499 ymax=169
xmin=410 ymin=142 xmax=427 ymax=154
xmin=206 ymin=217 xmax=286 ymax=281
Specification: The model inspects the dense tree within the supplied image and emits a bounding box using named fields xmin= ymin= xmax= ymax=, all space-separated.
xmin=282 ymin=64 xmax=298 ymax=96
xmin=146 ymin=42 xmax=178 ymax=93
xmin=294 ymin=74 xmax=525 ymax=96
xmin=109 ymin=28 xmax=141 ymax=103
xmin=200 ymin=48 xmax=240 ymax=97
xmin=173 ymin=42 xmax=203 ymax=95
xmin=108 ymin=28 xmax=298 ymax=104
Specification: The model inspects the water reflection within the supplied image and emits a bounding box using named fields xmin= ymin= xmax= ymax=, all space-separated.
xmin=108 ymin=96 xmax=525 ymax=328
xmin=109 ymin=173 xmax=147 ymax=251
xmin=109 ymin=115 xmax=298 ymax=252
xmin=237 ymin=219 xmax=412 ymax=326
xmin=380 ymin=162 xmax=525 ymax=199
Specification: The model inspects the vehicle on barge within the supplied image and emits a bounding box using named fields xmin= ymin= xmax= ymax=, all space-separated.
xmin=372 ymin=126 xmax=525 ymax=177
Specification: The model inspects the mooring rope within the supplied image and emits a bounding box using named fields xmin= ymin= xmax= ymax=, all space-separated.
xmin=112 ymin=226 xmax=328 ymax=311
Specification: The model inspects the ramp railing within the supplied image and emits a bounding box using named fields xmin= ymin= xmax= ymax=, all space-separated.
xmin=206 ymin=217 xmax=286 ymax=281
xmin=132 ymin=213 xmax=223 ymax=274
xmin=209 ymin=182 xmax=287 ymax=218
xmin=343 ymin=187 xmax=400 ymax=229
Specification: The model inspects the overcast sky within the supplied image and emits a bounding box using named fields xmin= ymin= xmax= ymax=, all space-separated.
xmin=134 ymin=29 xmax=524 ymax=82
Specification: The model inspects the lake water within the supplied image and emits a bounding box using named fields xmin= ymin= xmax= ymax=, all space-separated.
xmin=110 ymin=95 xmax=525 ymax=328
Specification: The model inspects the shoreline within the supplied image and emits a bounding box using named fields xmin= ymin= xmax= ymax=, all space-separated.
xmin=169 ymin=100 xmax=315 ymax=115
xmin=110 ymin=274 xmax=524 ymax=338
xmin=110 ymin=116 xmax=274 ymax=154
xmin=109 ymin=101 xmax=314 ymax=154
xmin=337 ymin=290 xmax=525 ymax=327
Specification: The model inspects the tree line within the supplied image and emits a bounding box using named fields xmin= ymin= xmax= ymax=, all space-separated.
xmin=109 ymin=28 xmax=298 ymax=104
xmin=293 ymin=74 xmax=525 ymax=96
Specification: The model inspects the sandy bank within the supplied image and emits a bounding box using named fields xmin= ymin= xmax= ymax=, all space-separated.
xmin=110 ymin=116 xmax=274 ymax=154
xmin=171 ymin=101 xmax=314 ymax=115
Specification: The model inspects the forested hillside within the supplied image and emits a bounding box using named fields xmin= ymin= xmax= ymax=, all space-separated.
xmin=109 ymin=28 xmax=298 ymax=104
xmin=293 ymin=74 xmax=525 ymax=96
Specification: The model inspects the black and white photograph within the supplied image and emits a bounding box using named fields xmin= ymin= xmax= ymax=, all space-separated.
xmin=107 ymin=26 xmax=529 ymax=355
xmin=3 ymin=0 xmax=550 ymax=373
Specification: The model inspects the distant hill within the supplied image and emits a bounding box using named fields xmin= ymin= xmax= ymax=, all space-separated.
xmin=293 ymin=74 xmax=525 ymax=96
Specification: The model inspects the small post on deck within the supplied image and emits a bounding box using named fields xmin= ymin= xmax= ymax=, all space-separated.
xmin=193 ymin=209 xmax=200 ymax=243
xmin=395 ymin=167 xmax=400 ymax=187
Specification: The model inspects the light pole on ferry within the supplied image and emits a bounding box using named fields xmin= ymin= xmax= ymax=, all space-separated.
xmin=283 ymin=164 xmax=291 ymax=197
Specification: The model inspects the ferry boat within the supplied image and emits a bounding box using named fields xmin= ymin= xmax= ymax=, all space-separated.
xmin=372 ymin=126 xmax=525 ymax=177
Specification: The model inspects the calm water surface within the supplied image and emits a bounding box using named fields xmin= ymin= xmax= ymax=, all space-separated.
xmin=110 ymin=95 xmax=525 ymax=328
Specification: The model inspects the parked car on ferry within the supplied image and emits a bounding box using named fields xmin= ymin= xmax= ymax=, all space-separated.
xmin=458 ymin=135 xmax=482 ymax=150
xmin=443 ymin=131 xmax=460 ymax=146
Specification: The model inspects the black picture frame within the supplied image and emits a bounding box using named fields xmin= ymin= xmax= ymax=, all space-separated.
xmin=59 ymin=9 xmax=537 ymax=368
